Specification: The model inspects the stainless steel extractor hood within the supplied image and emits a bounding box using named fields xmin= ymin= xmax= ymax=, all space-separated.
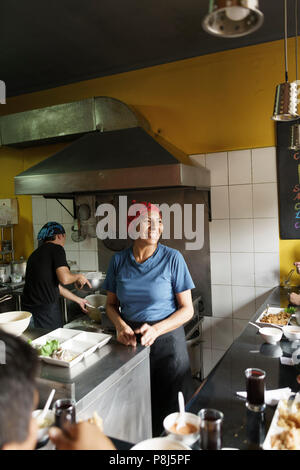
xmin=10 ymin=97 xmax=210 ymax=196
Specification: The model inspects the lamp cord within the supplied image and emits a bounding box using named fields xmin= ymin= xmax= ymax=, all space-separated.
xmin=296 ymin=0 xmax=298 ymax=83
xmin=285 ymin=0 xmax=289 ymax=82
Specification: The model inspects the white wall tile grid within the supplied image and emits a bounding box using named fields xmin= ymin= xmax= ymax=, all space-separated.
xmin=190 ymin=147 xmax=279 ymax=377
xmin=31 ymin=197 xmax=98 ymax=272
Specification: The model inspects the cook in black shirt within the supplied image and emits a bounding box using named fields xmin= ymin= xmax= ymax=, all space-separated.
xmin=22 ymin=221 xmax=92 ymax=330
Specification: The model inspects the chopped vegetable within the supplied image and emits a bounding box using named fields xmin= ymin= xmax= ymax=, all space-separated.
xmin=285 ymin=307 xmax=296 ymax=314
xmin=37 ymin=339 xmax=60 ymax=357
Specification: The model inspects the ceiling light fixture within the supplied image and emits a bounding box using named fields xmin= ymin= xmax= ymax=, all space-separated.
xmin=272 ymin=0 xmax=299 ymax=122
xmin=202 ymin=0 xmax=264 ymax=38
xmin=290 ymin=0 xmax=300 ymax=149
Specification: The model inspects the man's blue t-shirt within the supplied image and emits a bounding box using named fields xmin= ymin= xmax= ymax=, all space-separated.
xmin=102 ymin=243 xmax=195 ymax=323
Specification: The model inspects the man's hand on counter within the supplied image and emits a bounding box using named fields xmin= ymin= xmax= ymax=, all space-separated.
xmin=116 ymin=323 xmax=137 ymax=347
xmin=49 ymin=422 xmax=116 ymax=450
xmin=134 ymin=323 xmax=159 ymax=347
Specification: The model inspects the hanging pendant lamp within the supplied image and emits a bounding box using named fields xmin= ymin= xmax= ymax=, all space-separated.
xmin=290 ymin=0 xmax=300 ymax=149
xmin=202 ymin=0 xmax=264 ymax=38
xmin=272 ymin=0 xmax=299 ymax=122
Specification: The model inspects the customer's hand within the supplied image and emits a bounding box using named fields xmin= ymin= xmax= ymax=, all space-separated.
xmin=116 ymin=324 xmax=137 ymax=347
xmin=49 ymin=422 xmax=116 ymax=450
xmin=289 ymin=292 xmax=300 ymax=306
xmin=75 ymin=274 xmax=92 ymax=290
xmin=134 ymin=323 xmax=159 ymax=347
xmin=294 ymin=262 xmax=300 ymax=274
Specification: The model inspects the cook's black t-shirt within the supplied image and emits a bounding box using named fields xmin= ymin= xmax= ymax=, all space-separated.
xmin=22 ymin=243 xmax=69 ymax=306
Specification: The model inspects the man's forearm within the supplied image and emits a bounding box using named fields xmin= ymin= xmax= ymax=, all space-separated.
xmin=106 ymin=303 xmax=127 ymax=330
xmin=59 ymin=285 xmax=80 ymax=303
xmin=153 ymin=306 xmax=193 ymax=337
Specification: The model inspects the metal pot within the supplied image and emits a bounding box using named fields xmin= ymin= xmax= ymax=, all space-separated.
xmin=0 ymin=263 xmax=11 ymax=283
xmin=11 ymin=257 xmax=27 ymax=278
xmin=86 ymin=272 xmax=106 ymax=290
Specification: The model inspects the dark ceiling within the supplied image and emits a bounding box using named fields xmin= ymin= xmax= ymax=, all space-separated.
xmin=0 ymin=0 xmax=297 ymax=97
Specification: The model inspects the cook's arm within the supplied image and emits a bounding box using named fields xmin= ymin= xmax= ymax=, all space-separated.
xmin=56 ymin=266 xmax=92 ymax=289
xmin=134 ymin=290 xmax=194 ymax=346
xmin=106 ymin=291 xmax=137 ymax=347
xmin=58 ymin=285 xmax=88 ymax=313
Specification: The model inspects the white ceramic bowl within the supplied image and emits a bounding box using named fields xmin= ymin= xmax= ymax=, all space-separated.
xmin=283 ymin=325 xmax=300 ymax=341
xmin=131 ymin=437 xmax=191 ymax=450
xmin=32 ymin=409 xmax=55 ymax=447
xmin=85 ymin=294 xmax=106 ymax=323
xmin=259 ymin=327 xmax=283 ymax=345
xmin=0 ymin=311 xmax=32 ymax=336
xmin=163 ymin=411 xmax=200 ymax=446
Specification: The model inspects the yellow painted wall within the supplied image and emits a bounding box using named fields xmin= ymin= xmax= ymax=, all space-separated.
xmin=0 ymin=38 xmax=297 ymax=280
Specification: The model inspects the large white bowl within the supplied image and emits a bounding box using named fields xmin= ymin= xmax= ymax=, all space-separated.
xmin=259 ymin=327 xmax=283 ymax=345
xmin=163 ymin=412 xmax=200 ymax=446
xmin=283 ymin=325 xmax=300 ymax=341
xmin=0 ymin=311 xmax=32 ymax=336
xmin=85 ymin=294 xmax=106 ymax=323
xmin=131 ymin=437 xmax=191 ymax=450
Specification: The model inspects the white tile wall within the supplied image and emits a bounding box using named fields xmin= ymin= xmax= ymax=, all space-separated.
xmin=210 ymin=186 xmax=230 ymax=219
xmin=31 ymin=196 xmax=98 ymax=272
xmin=189 ymin=146 xmax=280 ymax=379
xmin=228 ymin=150 xmax=252 ymax=185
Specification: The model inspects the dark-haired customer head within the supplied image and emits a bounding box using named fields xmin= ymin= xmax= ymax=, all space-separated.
xmin=0 ymin=331 xmax=40 ymax=450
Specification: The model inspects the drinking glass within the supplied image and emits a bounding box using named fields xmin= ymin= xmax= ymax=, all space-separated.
xmin=198 ymin=408 xmax=224 ymax=450
xmin=245 ymin=368 xmax=266 ymax=412
xmin=53 ymin=398 xmax=76 ymax=431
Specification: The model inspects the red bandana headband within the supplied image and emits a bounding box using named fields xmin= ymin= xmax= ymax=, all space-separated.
xmin=127 ymin=200 xmax=161 ymax=228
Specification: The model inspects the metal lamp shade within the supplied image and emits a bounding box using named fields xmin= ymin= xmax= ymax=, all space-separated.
xmin=202 ymin=0 xmax=264 ymax=38
xmin=272 ymin=82 xmax=299 ymax=121
xmin=289 ymin=122 xmax=300 ymax=150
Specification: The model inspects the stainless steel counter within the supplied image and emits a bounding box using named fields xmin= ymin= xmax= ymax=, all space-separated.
xmin=23 ymin=325 xmax=152 ymax=444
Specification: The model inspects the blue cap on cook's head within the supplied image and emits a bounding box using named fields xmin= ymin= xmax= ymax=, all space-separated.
xmin=37 ymin=221 xmax=65 ymax=241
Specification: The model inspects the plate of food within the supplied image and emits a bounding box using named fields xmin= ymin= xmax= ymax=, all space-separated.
xmin=256 ymin=306 xmax=298 ymax=328
xmin=263 ymin=394 xmax=300 ymax=450
xmin=30 ymin=328 xmax=112 ymax=368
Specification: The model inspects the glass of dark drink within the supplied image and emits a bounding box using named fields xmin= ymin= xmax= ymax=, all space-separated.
xmin=245 ymin=368 xmax=266 ymax=412
xmin=198 ymin=408 xmax=224 ymax=450
xmin=53 ymin=398 xmax=76 ymax=431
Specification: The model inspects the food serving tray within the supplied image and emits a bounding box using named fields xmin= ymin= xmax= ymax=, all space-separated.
xmin=262 ymin=395 xmax=300 ymax=450
xmin=30 ymin=328 xmax=112 ymax=368
xmin=255 ymin=307 xmax=297 ymax=328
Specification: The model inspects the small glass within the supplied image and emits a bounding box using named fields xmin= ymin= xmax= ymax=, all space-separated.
xmin=245 ymin=368 xmax=266 ymax=412
xmin=198 ymin=408 xmax=224 ymax=450
xmin=53 ymin=398 xmax=76 ymax=431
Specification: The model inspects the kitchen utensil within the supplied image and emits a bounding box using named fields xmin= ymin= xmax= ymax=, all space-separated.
xmin=259 ymin=327 xmax=283 ymax=344
xmin=0 ymin=263 xmax=11 ymax=283
xmin=282 ymin=325 xmax=300 ymax=341
xmin=283 ymin=269 xmax=295 ymax=288
xmin=71 ymin=219 xmax=86 ymax=243
xmin=39 ymin=388 xmax=56 ymax=423
xmin=85 ymin=272 xmax=106 ymax=290
xmin=1 ymin=240 xmax=12 ymax=252
xmin=163 ymin=411 xmax=200 ymax=446
xmin=0 ymin=311 xmax=32 ymax=336
xmin=11 ymin=257 xmax=27 ymax=278
xmin=131 ymin=437 xmax=191 ymax=450
xmin=176 ymin=391 xmax=186 ymax=432
xmin=249 ymin=322 xmax=261 ymax=330
xmin=85 ymin=294 xmax=106 ymax=322
xmin=0 ymin=294 xmax=12 ymax=304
